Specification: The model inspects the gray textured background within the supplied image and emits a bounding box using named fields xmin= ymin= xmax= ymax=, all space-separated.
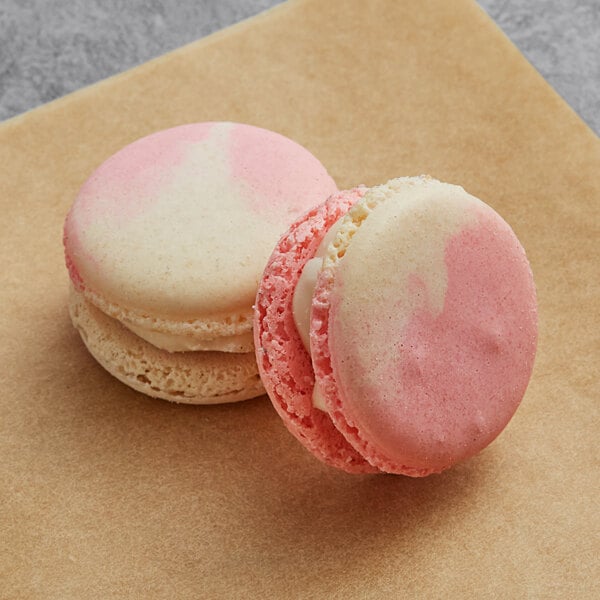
xmin=0 ymin=0 xmax=598 ymax=134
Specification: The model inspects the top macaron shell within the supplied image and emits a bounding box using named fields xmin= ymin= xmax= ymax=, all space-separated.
xmin=64 ymin=122 xmax=338 ymax=330
xmin=311 ymin=178 xmax=538 ymax=474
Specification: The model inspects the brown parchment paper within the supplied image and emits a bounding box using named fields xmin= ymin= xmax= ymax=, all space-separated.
xmin=1 ymin=0 xmax=598 ymax=597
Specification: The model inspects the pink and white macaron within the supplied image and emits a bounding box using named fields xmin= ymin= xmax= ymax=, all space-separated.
xmin=254 ymin=176 xmax=538 ymax=475
xmin=64 ymin=122 xmax=337 ymax=403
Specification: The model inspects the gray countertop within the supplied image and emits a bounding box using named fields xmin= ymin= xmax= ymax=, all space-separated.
xmin=1 ymin=0 xmax=598 ymax=134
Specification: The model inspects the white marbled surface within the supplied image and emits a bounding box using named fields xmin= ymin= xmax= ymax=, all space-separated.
xmin=0 ymin=0 xmax=598 ymax=134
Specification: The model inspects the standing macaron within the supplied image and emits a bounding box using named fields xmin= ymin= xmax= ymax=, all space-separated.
xmin=254 ymin=176 xmax=538 ymax=475
xmin=64 ymin=122 xmax=338 ymax=404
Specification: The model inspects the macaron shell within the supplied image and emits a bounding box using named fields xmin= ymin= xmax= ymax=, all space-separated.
xmin=64 ymin=122 xmax=338 ymax=328
xmin=312 ymin=179 xmax=538 ymax=474
xmin=254 ymin=189 xmax=377 ymax=473
xmin=69 ymin=288 xmax=264 ymax=404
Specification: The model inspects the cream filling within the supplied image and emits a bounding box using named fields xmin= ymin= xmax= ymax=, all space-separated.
xmin=125 ymin=322 xmax=253 ymax=353
xmin=292 ymin=218 xmax=344 ymax=411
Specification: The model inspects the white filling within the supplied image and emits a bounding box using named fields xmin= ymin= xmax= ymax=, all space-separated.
xmin=292 ymin=218 xmax=344 ymax=411
xmin=124 ymin=322 xmax=253 ymax=353
xmin=291 ymin=258 xmax=322 ymax=353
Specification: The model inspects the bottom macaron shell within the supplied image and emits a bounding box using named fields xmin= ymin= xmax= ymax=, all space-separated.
xmin=70 ymin=289 xmax=264 ymax=404
xmin=311 ymin=201 xmax=538 ymax=475
xmin=254 ymin=189 xmax=377 ymax=473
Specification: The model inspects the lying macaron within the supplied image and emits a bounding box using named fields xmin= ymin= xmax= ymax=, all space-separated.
xmin=64 ymin=121 xmax=338 ymax=404
xmin=254 ymin=176 xmax=538 ymax=474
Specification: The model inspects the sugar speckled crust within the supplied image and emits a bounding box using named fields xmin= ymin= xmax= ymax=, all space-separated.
xmin=254 ymin=189 xmax=377 ymax=473
xmin=70 ymin=289 xmax=264 ymax=404
xmin=311 ymin=178 xmax=538 ymax=475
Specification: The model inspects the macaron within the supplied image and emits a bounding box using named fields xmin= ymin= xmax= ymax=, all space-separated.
xmin=64 ymin=121 xmax=338 ymax=404
xmin=254 ymin=176 xmax=538 ymax=474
